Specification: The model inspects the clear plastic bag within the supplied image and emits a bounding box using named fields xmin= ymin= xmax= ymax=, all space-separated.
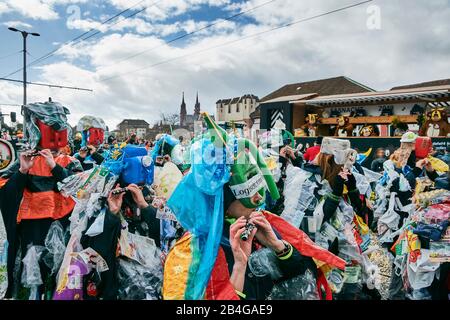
xmin=405 ymin=288 xmax=432 ymax=300
xmin=248 ymin=248 xmax=283 ymax=281
xmin=267 ymin=270 xmax=319 ymax=300
xmin=43 ymin=221 xmax=66 ymax=275
xmin=281 ymin=165 xmax=316 ymax=228
xmin=117 ymin=258 xmax=163 ymax=300
xmin=119 ymin=230 xmax=161 ymax=269
xmin=0 ymin=240 xmax=8 ymax=299
xmin=21 ymin=246 xmax=45 ymax=300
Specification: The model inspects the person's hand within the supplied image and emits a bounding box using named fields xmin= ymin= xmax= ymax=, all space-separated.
xmin=423 ymin=159 xmax=434 ymax=172
xmin=19 ymin=151 xmax=36 ymax=174
xmin=416 ymin=159 xmax=427 ymax=170
xmin=127 ymin=184 xmax=148 ymax=209
xmin=279 ymin=146 xmax=288 ymax=159
xmin=248 ymin=212 xmax=285 ymax=253
xmin=87 ymin=145 xmax=96 ymax=154
xmin=39 ymin=149 xmax=56 ymax=169
xmin=230 ymin=216 xmax=256 ymax=266
xmin=285 ymin=146 xmax=296 ymax=160
xmin=108 ymin=184 xmax=125 ymax=214
xmin=79 ymin=149 xmax=88 ymax=158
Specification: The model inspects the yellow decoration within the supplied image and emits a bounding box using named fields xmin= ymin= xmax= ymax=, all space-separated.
xmin=163 ymin=234 xmax=193 ymax=300
xmin=428 ymin=155 xmax=449 ymax=173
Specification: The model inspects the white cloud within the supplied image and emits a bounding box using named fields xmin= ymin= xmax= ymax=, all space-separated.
xmin=2 ymin=21 xmax=33 ymax=29
xmin=0 ymin=0 xmax=88 ymax=20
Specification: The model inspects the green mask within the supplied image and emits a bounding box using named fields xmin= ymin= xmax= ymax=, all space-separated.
xmin=202 ymin=112 xmax=280 ymax=208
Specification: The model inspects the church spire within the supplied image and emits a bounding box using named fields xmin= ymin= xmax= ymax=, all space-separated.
xmin=180 ymin=91 xmax=187 ymax=126
xmin=194 ymin=91 xmax=201 ymax=119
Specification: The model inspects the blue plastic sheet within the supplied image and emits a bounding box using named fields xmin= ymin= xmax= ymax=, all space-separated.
xmin=167 ymin=138 xmax=231 ymax=299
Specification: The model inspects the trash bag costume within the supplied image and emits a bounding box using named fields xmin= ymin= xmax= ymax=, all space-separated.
xmin=163 ymin=112 xmax=345 ymax=300
xmin=55 ymin=142 xmax=163 ymax=300
xmin=373 ymin=132 xmax=450 ymax=300
xmin=278 ymin=137 xmax=388 ymax=299
xmin=74 ymin=116 xmax=108 ymax=171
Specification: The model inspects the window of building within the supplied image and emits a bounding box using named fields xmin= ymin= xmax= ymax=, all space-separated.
xmin=236 ymin=103 xmax=240 ymax=112
xmin=228 ymin=105 xmax=231 ymax=113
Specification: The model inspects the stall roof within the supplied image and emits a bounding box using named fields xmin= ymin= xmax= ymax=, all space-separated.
xmin=294 ymin=85 xmax=450 ymax=107
xmin=260 ymin=93 xmax=318 ymax=104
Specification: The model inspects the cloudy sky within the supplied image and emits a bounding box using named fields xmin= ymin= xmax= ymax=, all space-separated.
xmin=0 ymin=0 xmax=449 ymax=130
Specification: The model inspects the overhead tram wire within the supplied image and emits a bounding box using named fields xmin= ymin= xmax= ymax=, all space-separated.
xmin=96 ymin=0 xmax=279 ymax=71
xmin=99 ymin=0 xmax=373 ymax=83
xmin=0 ymin=77 xmax=93 ymax=92
xmin=0 ymin=0 xmax=156 ymax=79
xmin=0 ymin=50 xmax=22 ymax=60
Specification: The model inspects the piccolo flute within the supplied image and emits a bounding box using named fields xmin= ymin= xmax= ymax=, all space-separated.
xmin=111 ymin=186 xmax=144 ymax=195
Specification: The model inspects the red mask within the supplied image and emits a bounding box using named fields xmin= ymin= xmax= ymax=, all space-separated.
xmin=36 ymin=119 xmax=68 ymax=151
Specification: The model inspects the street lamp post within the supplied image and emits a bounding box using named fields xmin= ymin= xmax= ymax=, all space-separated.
xmin=8 ymin=27 xmax=40 ymax=141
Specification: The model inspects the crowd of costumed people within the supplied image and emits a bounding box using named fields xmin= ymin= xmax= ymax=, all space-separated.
xmin=0 ymin=100 xmax=448 ymax=300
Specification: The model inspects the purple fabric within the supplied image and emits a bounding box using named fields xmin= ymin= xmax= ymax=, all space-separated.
xmin=53 ymin=259 xmax=90 ymax=300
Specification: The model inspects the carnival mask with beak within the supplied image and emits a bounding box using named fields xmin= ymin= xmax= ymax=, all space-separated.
xmin=202 ymin=112 xmax=280 ymax=208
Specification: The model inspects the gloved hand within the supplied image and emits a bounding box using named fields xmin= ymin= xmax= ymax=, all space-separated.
xmin=332 ymin=175 xmax=345 ymax=197
xmin=346 ymin=173 xmax=357 ymax=192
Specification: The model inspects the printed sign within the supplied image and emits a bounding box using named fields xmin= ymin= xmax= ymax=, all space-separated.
xmin=229 ymin=173 xmax=266 ymax=200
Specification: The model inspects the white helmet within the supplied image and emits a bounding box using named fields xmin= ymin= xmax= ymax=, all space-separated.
xmin=400 ymin=131 xmax=418 ymax=143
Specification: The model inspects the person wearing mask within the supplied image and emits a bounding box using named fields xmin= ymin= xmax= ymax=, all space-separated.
xmin=79 ymin=183 xmax=162 ymax=300
xmin=163 ymin=113 xmax=345 ymax=300
xmin=303 ymin=137 xmax=323 ymax=163
xmin=74 ymin=145 xmax=105 ymax=171
xmin=370 ymin=148 xmax=387 ymax=173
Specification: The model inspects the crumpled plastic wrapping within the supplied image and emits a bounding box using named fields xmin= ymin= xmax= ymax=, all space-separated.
xmin=0 ymin=240 xmax=8 ymax=299
xmin=267 ymin=270 xmax=319 ymax=300
xmin=119 ymin=231 xmax=160 ymax=269
xmin=248 ymin=248 xmax=283 ymax=281
xmin=281 ymin=165 xmax=316 ymax=228
xmin=21 ymin=246 xmax=45 ymax=300
xmin=43 ymin=221 xmax=66 ymax=275
xmin=76 ymin=115 xmax=107 ymax=131
xmin=117 ymin=257 xmax=163 ymax=300
xmin=58 ymin=167 xmax=115 ymax=201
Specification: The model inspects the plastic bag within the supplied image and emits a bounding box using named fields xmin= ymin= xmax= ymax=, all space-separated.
xmin=85 ymin=208 xmax=106 ymax=237
xmin=117 ymin=258 xmax=163 ymax=300
xmin=267 ymin=270 xmax=319 ymax=300
xmin=43 ymin=221 xmax=66 ymax=275
xmin=53 ymin=257 xmax=90 ymax=300
xmin=281 ymin=165 xmax=315 ymax=228
xmin=406 ymin=249 xmax=440 ymax=290
xmin=153 ymin=162 xmax=183 ymax=199
xmin=248 ymin=248 xmax=283 ymax=281
xmin=21 ymin=246 xmax=45 ymax=300
xmin=0 ymin=240 xmax=8 ymax=299
xmin=119 ymin=230 xmax=160 ymax=269
xmin=378 ymin=192 xmax=400 ymax=233
xmin=55 ymin=232 xmax=83 ymax=296
xmin=405 ymin=288 xmax=432 ymax=300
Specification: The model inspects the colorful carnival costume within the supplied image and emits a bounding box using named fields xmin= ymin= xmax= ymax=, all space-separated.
xmin=162 ymin=113 xmax=345 ymax=300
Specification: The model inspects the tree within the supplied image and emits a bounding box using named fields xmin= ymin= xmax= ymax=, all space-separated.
xmin=159 ymin=112 xmax=180 ymax=126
